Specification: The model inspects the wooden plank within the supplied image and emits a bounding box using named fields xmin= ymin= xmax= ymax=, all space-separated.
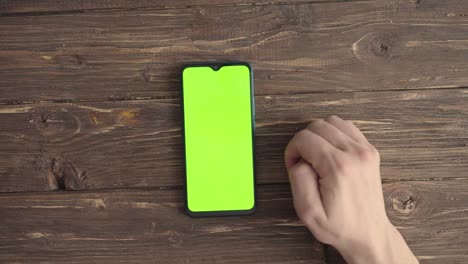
xmin=1 ymin=0 xmax=468 ymax=102
xmin=0 ymin=0 xmax=341 ymax=15
xmin=0 ymin=88 xmax=466 ymax=192
xmin=384 ymin=179 xmax=468 ymax=264
xmin=327 ymin=179 xmax=468 ymax=264
xmin=0 ymin=0 xmax=463 ymax=15
xmin=0 ymin=185 xmax=325 ymax=263
xmin=1 ymin=180 xmax=467 ymax=263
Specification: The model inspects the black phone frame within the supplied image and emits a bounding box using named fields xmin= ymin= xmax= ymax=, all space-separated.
xmin=181 ymin=62 xmax=256 ymax=217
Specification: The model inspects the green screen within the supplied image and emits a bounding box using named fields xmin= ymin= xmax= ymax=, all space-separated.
xmin=182 ymin=64 xmax=255 ymax=213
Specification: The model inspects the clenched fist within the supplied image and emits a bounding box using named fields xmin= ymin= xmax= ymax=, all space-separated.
xmin=285 ymin=116 xmax=418 ymax=264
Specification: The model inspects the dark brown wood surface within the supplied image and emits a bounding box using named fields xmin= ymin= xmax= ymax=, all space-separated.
xmin=0 ymin=89 xmax=466 ymax=192
xmin=383 ymin=180 xmax=468 ymax=264
xmin=0 ymin=0 xmax=341 ymax=16
xmin=0 ymin=186 xmax=325 ymax=263
xmin=1 ymin=0 xmax=468 ymax=103
xmin=1 ymin=181 xmax=466 ymax=263
xmin=1 ymin=0 xmax=467 ymax=263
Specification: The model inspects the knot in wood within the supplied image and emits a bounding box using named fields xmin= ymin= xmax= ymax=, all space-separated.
xmin=390 ymin=188 xmax=417 ymax=215
xmin=369 ymin=34 xmax=393 ymax=58
xmin=29 ymin=107 xmax=81 ymax=141
xmin=352 ymin=32 xmax=398 ymax=64
xmin=30 ymin=108 xmax=61 ymax=136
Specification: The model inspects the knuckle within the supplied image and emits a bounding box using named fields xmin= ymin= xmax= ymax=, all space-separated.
xmin=356 ymin=147 xmax=372 ymax=161
xmin=307 ymin=119 xmax=325 ymax=130
xmin=332 ymin=152 xmax=349 ymax=174
xmin=319 ymin=231 xmax=337 ymax=245
xmin=295 ymin=204 xmax=315 ymax=223
xmin=314 ymin=118 xmax=325 ymax=125
xmin=306 ymin=220 xmax=335 ymax=244
xmin=345 ymin=120 xmax=355 ymax=126
xmin=284 ymin=145 xmax=289 ymax=157
xmin=294 ymin=129 xmax=311 ymax=141
xmin=299 ymin=208 xmax=314 ymax=223
xmin=289 ymin=162 xmax=310 ymax=177
xmin=294 ymin=199 xmax=321 ymax=222
xmin=311 ymin=229 xmax=332 ymax=244
xmin=370 ymin=144 xmax=380 ymax=155
xmin=325 ymin=115 xmax=341 ymax=123
xmin=355 ymin=144 xmax=379 ymax=162
xmin=289 ymin=131 xmax=302 ymax=146
xmin=370 ymin=144 xmax=380 ymax=160
xmin=327 ymin=227 xmax=346 ymax=244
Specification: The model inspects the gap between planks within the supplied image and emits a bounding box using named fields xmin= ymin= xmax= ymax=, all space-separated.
xmin=1 ymin=85 xmax=467 ymax=107
xmin=0 ymin=177 xmax=467 ymax=196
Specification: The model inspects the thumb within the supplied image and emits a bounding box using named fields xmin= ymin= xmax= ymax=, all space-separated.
xmin=288 ymin=159 xmax=327 ymax=228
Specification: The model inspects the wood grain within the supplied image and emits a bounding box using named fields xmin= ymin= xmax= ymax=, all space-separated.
xmin=1 ymin=0 xmax=465 ymax=15
xmin=1 ymin=0 xmax=468 ymax=102
xmin=1 ymin=1 xmax=467 ymax=263
xmin=1 ymin=88 xmax=466 ymax=192
xmin=0 ymin=185 xmax=324 ymax=263
xmin=0 ymin=0 xmax=342 ymax=15
xmin=1 ymin=180 xmax=467 ymax=263
xmin=384 ymin=180 xmax=468 ymax=264
xmin=326 ymin=179 xmax=468 ymax=264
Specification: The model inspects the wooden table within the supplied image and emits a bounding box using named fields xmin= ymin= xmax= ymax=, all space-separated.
xmin=1 ymin=0 xmax=467 ymax=263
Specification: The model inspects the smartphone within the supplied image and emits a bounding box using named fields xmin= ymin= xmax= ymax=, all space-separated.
xmin=182 ymin=62 xmax=255 ymax=217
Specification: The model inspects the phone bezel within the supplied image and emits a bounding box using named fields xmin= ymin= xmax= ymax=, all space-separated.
xmin=181 ymin=62 xmax=256 ymax=217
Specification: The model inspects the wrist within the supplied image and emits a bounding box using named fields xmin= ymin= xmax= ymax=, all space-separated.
xmin=334 ymin=221 xmax=419 ymax=264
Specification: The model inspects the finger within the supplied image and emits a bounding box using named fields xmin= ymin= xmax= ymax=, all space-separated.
xmin=288 ymin=159 xmax=327 ymax=229
xmin=306 ymin=119 xmax=354 ymax=151
xmin=325 ymin=115 xmax=369 ymax=144
xmin=285 ymin=129 xmax=338 ymax=176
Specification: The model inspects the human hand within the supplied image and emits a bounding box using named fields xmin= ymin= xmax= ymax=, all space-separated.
xmin=285 ymin=116 xmax=418 ymax=264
